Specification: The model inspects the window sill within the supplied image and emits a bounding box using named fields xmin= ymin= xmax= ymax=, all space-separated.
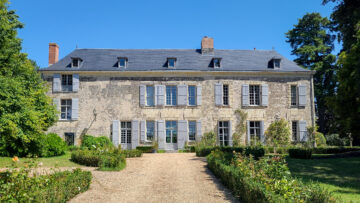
xmin=53 ymin=91 xmax=78 ymax=93
xmin=58 ymin=119 xmax=77 ymax=122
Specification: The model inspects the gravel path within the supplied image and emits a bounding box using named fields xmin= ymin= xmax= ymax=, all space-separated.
xmin=70 ymin=153 xmax=238 ymax=203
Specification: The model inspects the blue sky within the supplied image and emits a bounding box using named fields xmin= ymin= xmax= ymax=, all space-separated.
xmin=10 ymin=0 xmax=338 ymax=68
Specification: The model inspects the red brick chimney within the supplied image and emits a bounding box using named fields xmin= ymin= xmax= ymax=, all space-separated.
xmin=201 ymin=36 xmax=214 ymax=55
xmin=48 ymin=43 xmax=59 ymax=66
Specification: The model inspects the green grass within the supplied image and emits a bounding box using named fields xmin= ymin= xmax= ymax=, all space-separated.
xmin=0 ymin=151 xmax=82 ymax=168
xmin=287 ymin=156 xmax=360 ymax=202
xmin=157 ymin=149 xmax=165 ymax=153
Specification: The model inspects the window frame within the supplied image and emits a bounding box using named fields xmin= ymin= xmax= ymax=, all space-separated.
xmin=249 ymin=85 xmax=260 ymax=106
xmin=223 ymin=84 xmax=229 ymax=106
xmin=146 ymin=121 xmax=155 ymax=142
xmin=213 ymin=58 xmax=221 ymax=68
xmin=291 ymin=85 xmax=298 ymax=106
xmin=166 ymin=121 xmax=177 ymax=143
xmin=146 ymin=86 xmax=155 ymax=107
xmin=61 ymin=74 xmax=73 ymax=92
xmin=166 ymin=85 xmax=177 ymax=106
xmin=167 ymin=58 xmax=176 ymax=68
xmin=188 ymin=121 xmax=196 ymax=141
xmin=249 ymin=121 xmax=261 ymax=145
xmin=218 ymin=121 xmax=230 ymax=146
xmin=71 ymin=58 xmax=81 ymax=68
xmin=60 ymin=99 xmax=72 ymax=120
xmin=118 ymin=57 xmax=127 ymax=68
xmin=188 ymin=85 xmax=197 ymax=106
xmin=273 ymin=59 xmax=281 ymax=68
xmin=121 ymin=121 xmax=132 ymax=144
xmin=292 ymin=121 xmax=298 ymax=141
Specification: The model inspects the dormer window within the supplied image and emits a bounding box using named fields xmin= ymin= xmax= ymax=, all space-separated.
xmin=268 ymin=58 xmax=281 ymax=69
xmin=118 ymin=57 xmax=127 ymax=68
xmin=213 ymin=58 xmax=222 ymax=68
xmin=167 ymin=58 xmax=176 ymax=68
xmin=71 ymin=58 xmax=81 ymax=68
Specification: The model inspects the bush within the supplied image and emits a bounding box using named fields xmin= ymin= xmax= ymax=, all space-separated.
xmin=265 ymin=118 xmax=291 ymax=148
xmin=195 ymin=146 xmax=265 ymax=159
xmin=265 ymin=146 xmax=289 ymax=154
xmin=99 ymin=153 xmax=126 ymax=171
xmin=288 ymin=148 xmax=313 ymax=159
xmin=122 ymin=149 xmax=143 ymax=158
xmin=312 ymin=146 xmax=360 ymax=154
xmin=325 ymin=134 xmax=349 ymax=146
xmin=71 ymin=149 xmax=101 ymax=167
xmin=40 ymin=133 xmax=67 ymax=157
xmin=136 ymin=146 xmax=154 ymax=153
xmin=315 ymin=132 xmax=327 ymax=147
xmin=244 ymin=145 xmax=265 ymax=159
xmin=184 ymin=145 xmax=196 ymax=152
xmin=81 ymin=135 xmax=113 ymax=150
xmin=0 ymin=167 xmax=91 ymax=202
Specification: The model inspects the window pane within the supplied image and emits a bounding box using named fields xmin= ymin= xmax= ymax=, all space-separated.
xmin=223 ymin=85 xmax=229 ymax=105
xmin=73 ymin=59 xmax=79 ymax=67
xmin=119 ymin=58 xmax=126 ymax=67
xmin=291 ymin=86 xmax=297 ymax=106
xmin=188 ymin=86 xmax=196 ymax=105
xmin=168 ymin=59 xmax=175 ymax=67
xmin=146 ymin=86 xmax=154 ymax=106
xmin=188 ymin=121 xmax=196 ymax=141
xmin=146 ymin=121 xmax=155 ymax=141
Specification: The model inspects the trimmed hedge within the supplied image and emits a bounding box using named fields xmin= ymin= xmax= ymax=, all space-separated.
xmin=136 ymin=146 xmax=154 ymax=153
xmin=0 ymin=168 xmax=91 ymax=202
xmin=288 ymin=148 xmax=313 ymax=159
xmin=122 ymin=149 xmax=143 ymax=158
xmin=71 ymin=149 xmax=127 ymax=170
xmin=196 ymin=146 xmax=265 ymax=159
xmin=81 ymin=135 xmax=113 ymax=150
xmin=312 ymin=146 xmax=360 ymax=154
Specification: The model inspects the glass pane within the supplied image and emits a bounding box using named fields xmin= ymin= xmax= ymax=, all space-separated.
xmin=172 ymin=131 xmax=177 ymax=143
xmin=166 ymin=129 xmax=171 ymax=143
xmin=146 ymin=86 xmax=154 ymax=106
xmin=168 ymin=59 xmax=175 ymax=67
xmin=119 ymin=58 xmax=126 ymax=67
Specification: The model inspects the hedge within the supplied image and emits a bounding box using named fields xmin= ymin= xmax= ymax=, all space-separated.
xmin=288 ymin=148 xmax=313 ymax=159
xmin=122 ymin=149 xmax=143 ymax=158
xmin=196 ymin=146 xmax=265 ymax=159
xmin=0 ymin=168 xmax=91 ymax=202
xmin=81 ymin=135 xmax=113 ymax=150
xmin=265 ymin=146 xmax=360 ymax=155
xmin=136 ymin=146 xmax=154 ymax=153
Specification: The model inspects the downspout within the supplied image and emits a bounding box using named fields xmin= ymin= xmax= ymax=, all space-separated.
xmin=310 ymin=72 xmax=315 ymax=127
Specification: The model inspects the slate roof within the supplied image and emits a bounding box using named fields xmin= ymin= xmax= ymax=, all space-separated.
xmin=41 ymin=48 xmax=308 ymax=72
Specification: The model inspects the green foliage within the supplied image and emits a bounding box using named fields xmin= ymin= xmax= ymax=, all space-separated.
xmin=244 ymin=145 xmax=265 ymax=159
xmin=81 ymin=135 xmax=113 ymax=150
xmin=233 ymin=109 xmax=248 ymax=146
xmin=195 ymin=146 xmax=265 ymax=159
xmin=197 ymin=131 xmax=216 ymax=147
xmin=0 ymin=1 xmax=57 ymax=157
xmin=288 ymin=148 xmax=313 ymax=159
xmin=39 ymin=133 xmax=67 ymax=157
xmin=99 ymin=153 xmax=126 ymax=171
xmin=71 ymin=149 xmax=101 ymax=167
xmin=207 ymin=150 xmax=336 ymax=202
xmin=312 ymin=146 xmax=360 ymax=154
xmin=265 ymin=119 xmax=291 ymax=148
xmin=315 ymin=132 xmax=327 ymax=147
xmin=136 ymin=146 xmax=154 ymax=153
xmin=325 ymin=134 xmax=349 ymax=146
xmin=121 ymin=149 xmax=143 ymax=158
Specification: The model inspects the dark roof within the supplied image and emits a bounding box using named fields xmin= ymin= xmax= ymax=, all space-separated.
xmin=41 ymin=49 xmax=308 ymax=72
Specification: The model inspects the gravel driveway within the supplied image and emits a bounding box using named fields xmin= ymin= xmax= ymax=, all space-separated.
xmin=70 ymin=153 xmax=237 ymax=203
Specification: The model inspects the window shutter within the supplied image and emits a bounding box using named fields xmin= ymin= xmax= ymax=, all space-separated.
xmin=298 ymin=85 xmax=306 ymax=106
xmin=72 ymin=74 xmax=79 ymax=92
xmin=155 ymin=85 xmax=165 ymax=106
xmin=177 ymin=85 xmax=187 ymax=106
xmin=139 ymin=85 xmax=146 ymax=107
xmin=177 ymin=120 xmax=187 ymax=149
xmin=157 ymin=120 xmax=165 ymax=149
xmin=140 ymin=120 xmax=146 ymax=143
xmin=247 ymin=121 xmax=250 ymax=145
xmin=260 ymin=121 xmax=265 ymax=144
xmin=228 ymin=121 xmax=233 ymax=146
xmin=242 ymin=84 xmax=249 ymax=106
xmin=261 ymin=84 xmax=268 ymax=106
xmin=299 ymin=120 xmax=307 ymax=142
xmin=112 ymin=120 xmax=120 ymax=147
xmin=217 ymin=121 xmax=221 ymax=145
xmin=71 ymin=98 xmax=79 ymax=120
xmin=196 ymin=120 xmax=202 ymax=141
xmin=196 ymin=85 xmax=202 ymax=106
xmin=53 ymin=98 xmax=60 ymax=119
xmin=131 ymin=120 xmax=139 ymax=149
xmin=215 ymin=83 xmax=223 ymax=106
xmin=53 ymin=74 xmax=61 ymax=92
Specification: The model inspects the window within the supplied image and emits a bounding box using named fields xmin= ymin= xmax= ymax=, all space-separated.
xmin=60 ymin=99 xmax=72 ymax=120
xmin=166 ymin=86 xmax=177 ymax=106
xmin=121 ymin=122 xmax=132 ymax=144
xmin=72 ymin=58 xmax=80 ymax=68
xmin=218 ymin=121 xmax=230 ymax=146
xmin=249 ymin=85 xmax=260 ymax=105
xmin=188 ymin=121 xmax=196 ymax=141
xmin=274 ymin=59 xmax=281 ymax=68
xmin=166 ymin=121 xmax=177 ymax=143
xmin=64 ymin=133 xmax=75 ymax=146
xmin=167 ymin=58 xmax=176 ymax=68
xmin=61 ymin=75 xmax=73 ymax=92
xmin=291 ymin=85 xmax=297 ymax=106
xmin=268 ymin=58 xmax=281 ymax=69
xmin=223 ymin=85 xmax=229 ymax=105
xmin=146 ymin=86 xmax=155 ymax=106
xmin=292 ymin=121 xmax=298 ymax=141
xmin=188 ymin=86 xmax=196 ymax=106
xmin=213 ymin=58 xmax=221 ymax=68
xmin=118 ymin=57 xmax=127 ymax=68
xmin=146 ymin=121 xmax=155 ymax=141
xmin=249 ymin=121 xmax=261 ymax=145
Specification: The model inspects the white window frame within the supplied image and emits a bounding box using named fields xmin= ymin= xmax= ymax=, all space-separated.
xmin=166 ymin=86 xmax=177 ymax=106
xmin=118 ymin=57 xmax=127 ymax=68
xmin=71 ymin=58 xmax=81 ymax=68
xmin=146 ymin=121 xmax=155 ymax=142
xmin=121 ymin=121 xmax=132 ymax=144
xmin=166 ymin=121 xmax=177 ymax=143
xmin=223 ymin=84 xmax=229 ymax=106
xmin=61 ymin=74 xmax=73 ymax=92
xmin=249 ymin=85 xmax=260 ymax=106
xmin=249 ymin=121 xmax=261 ymax=145
xmin=167 ymin=58 xmax=176 ymax=68
xmin=188 ymin=85 xmax=197 ymax=106
xmin=146 ymin=86 xmax=155 ymax=107
xmin=291 ymin=85 xmax=298 ymax=106
xmin=188 ymin=121 xmax=196 ymax=141
xmin=60 ymin=99 xmax=72 ymax=120
xmin=218 ymin=121 xmax=230 ymax=146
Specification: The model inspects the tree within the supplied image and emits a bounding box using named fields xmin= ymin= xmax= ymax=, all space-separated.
xmin=286 ymin=13 xmax=337 ymax=135
xmin=0 ymin=0 xmax=57 ymax=156
xmin=265 ymin=119 xmax=291 ymax=152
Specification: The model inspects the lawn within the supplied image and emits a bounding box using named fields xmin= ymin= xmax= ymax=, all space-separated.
xmin=287 ymin=156 xmax=360 ymax=202
xmin=0 ymin=151 xmax=82 ymax=168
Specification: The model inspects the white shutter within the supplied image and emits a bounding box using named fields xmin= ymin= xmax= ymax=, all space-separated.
xmin=177 ymin=85 xmax=187 ymax=106
xmin=228 ymin=121 xmax=233 ymax=146
xmin=53 ymin=98 xmax=60 ymax=119
xmin=53 ymin=74 xmax=61 ymax=92
xmin=131 ymin=120 xmax=139 ymax=149
xmin=215 ymin=83 xmax=223 ymax=106
xmin=196 ymin=85 xmax=202 ymax=106
xmin=155 ymin=85 xmax=165 ymax=106
xmin=177 ymin=120 xmax=187 ymax=149
xmin=196 ymin=120 xmax=202 ymax=141
xmin=157 ymin=120 xmax=165 ymax=149
xmin=242 ymin=84 xmax=249 ymax=106
xmin=261 ymin=84 xmax=268 ymax=106
xmin=140 ymin=120 xmax=146 ymax=143
xmin=112 ymin=120 xmax=120 ymax=147
xmin=72 ymin=74 xmax=79 ymax=92
xmin=139 ymin=85 xmax=146 ymax=107
xmin=247 ymin=121 xmax=250 ymax=145
xmin=299 ymin=120 xmax=307 ymax=141
xmin=260 ymin=121 xmax=265 ymax=144
xmin=298 ymin=85 xmax=307 ymax=107
xmin=71 ymin=98 xmax=79 ymax=120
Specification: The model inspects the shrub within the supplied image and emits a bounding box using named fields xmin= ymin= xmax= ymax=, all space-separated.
xmin=136 ymin=146 xmax=153 ymax=153
xmin=265 ymin=118 xmax=291 ymax=150
xmin=81 ymin=135 xmax=113 ymax=150
xmin=122 ymin=149 xmax=143 ymax=158
xmin=71 ymin=149 xmax=101 ymax=167
xmin=315 ymin=132 xmax=327 ymax=147
xmin=99 ymin=153 xmax=126 ymax=171
xmin=325 ymin=134 xmax=349 ymax=146
xmin=40 ymin=133 xmax=67 ymax=157
xmin=195 ymin=146 xmax=265 ymax=159
xmin=288 ymin=148 xmax=312 ymax=159
xmin=312 ymin=146 xmax=360 ymax=154
xmin=244 ymin=145 xmax=265 ymax=159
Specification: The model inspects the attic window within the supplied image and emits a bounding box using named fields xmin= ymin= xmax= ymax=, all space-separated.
xmin=268 ymin=58 xmax=281 ymax=69
xmin=71 ymin=58 xmax=81 ymax=68
xmin=213 ymin=58 xmax=222 ymax=68
xmin=167 ymin=58 xmax=176 ymax=68
xmin=118 ymin=57 xmax=127 ymax=68
xmin=274 ymin=59 xmax=281 ymax=68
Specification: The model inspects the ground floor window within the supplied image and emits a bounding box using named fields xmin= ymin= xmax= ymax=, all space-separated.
xmin=146 ymin=121 xmax=155 ymax=141
xmin=64 ymin=132 xmax=75 ymax=146
xmin=60 ymin=99 xmax=72 ymax=120
xmin=249 ymin=121 xmax=261 ymax=145
xmin=292 ymin=121 xmax=298 ymax=141
xmin=166 ymin=121 xmax=177 ymax=143
xmin=218 ymin=121 xmax=229 ymax=146
xmin=188 ymin=121 xmax=196 ymax=141
xmin=121 ymin=122 xmax=131 ymax=144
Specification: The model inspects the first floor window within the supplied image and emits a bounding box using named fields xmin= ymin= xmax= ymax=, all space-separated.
xmin=188 ymin=86 xmax=196 ymax=106
xmin=188 ymin=121 xmax=196 ymax=141
xmin=250 ymin=85 xmax=260 ymax=105
xmin=292 ymin=121 xmax=298 ymax=141
xmin=166 ymin=86 xmax=177 ymax=106
xmin=218 ymin=121 xmax=229 ymax=146
xmin=223 ymin=85 xmax=229 ymax=105
xmin=121 ymin=122 xmax=131 ymax=144
xmin=61 ymin=99 xmax=72 ymax=120
xmin=64 ymin=132 xmax=75 ymax=146
xmin=146 ymin=86 xmax=155 ymax=106
xmin=249 ymin=121 xmax=261 ymax=145
xmin=146 ymin=121 xmax=155 ymax=141
xmin=61 ymin=74 xmax=72 ymax=91
xmin=166 ymin=121 xmax=177 ymax=143
xmin=291 ymin=85 xmax=297 ymax=106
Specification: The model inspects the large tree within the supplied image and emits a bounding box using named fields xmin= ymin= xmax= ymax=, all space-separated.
xmin=0 ymin=0 xmax=57 ymax=156
xmin=286 ymin=13 xmax=337 ymax=135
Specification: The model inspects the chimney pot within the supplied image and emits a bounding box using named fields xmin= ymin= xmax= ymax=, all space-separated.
xmin=48 ymin=43 xmax=59 ymax=66
xmin=201 ymin=36 xmax=214 ymax=55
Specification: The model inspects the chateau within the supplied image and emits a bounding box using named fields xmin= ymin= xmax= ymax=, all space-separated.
xmin=40 ymin=37 xmax=315 ymax=150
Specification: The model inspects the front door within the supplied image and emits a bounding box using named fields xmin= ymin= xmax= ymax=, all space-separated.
xmin=165 ymin=121 xmax=178 ymax=150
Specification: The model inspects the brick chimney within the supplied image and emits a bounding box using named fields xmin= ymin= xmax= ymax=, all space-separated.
xmin=201 ymin=36 xmax=214 ymax=55
xmin=48 ymin=43 xmax=59 ymax=66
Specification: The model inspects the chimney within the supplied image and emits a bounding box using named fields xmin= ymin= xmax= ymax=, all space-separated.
xmin=48 ymin=43 xmax=59 ymax=66
xmin=201 ymin=36 xmax=214 ymax=55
